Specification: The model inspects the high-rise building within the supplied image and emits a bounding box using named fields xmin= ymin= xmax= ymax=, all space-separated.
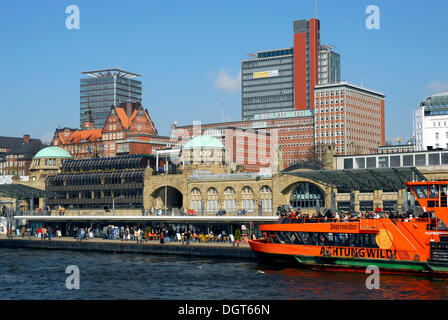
xmin=415 ymin=92 xmax=448 ymax=151
xmin=293 ymin=18 xmax=320 ymax=111
xmin=241 ymin=19 xmax=327 ymax=120
xmin=314 ymin=81 xmax=385 ymax=159
xmin=241 ymin=48 xmax=294 ymax=120
xmin=318 ymin=44 xmax=341 ymax=85
xmin=80 ymin=69 xmax=142 ymax=129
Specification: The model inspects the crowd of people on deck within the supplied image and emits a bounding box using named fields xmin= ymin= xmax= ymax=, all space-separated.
xmin=4 ymin=223 xmax=245 ymax=245
xmin=276 ymin=205 xmax=422 ymax=223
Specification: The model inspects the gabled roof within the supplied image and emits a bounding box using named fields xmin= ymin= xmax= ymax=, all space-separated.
xmin=113 ymin=104 xmax=157 ymax=133
xmin=0 ymin=136 xmax=43 ymax=161
xmin=67 ymin=129 xmax=102 ymax=143
xmin=114 ymin=106 xmax=139 ymax=129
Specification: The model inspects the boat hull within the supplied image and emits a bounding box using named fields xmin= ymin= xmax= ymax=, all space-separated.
xmin=249 ymin=240 xmax=448 ymax=276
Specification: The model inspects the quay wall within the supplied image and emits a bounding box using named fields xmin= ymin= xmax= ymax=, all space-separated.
xmin=0 ymin=238 xmax=257 ymax=260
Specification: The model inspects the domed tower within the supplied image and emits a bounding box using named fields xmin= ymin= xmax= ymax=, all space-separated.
xmin=81 ymin=107 xmax=94 ymax=130
xmin=180 ymin=135 xmax=228 ymax=174
xmin=29 ymin=146 xmax=73 ymax=182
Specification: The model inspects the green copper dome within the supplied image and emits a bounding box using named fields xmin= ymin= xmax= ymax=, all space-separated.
xmin=184 ymin=135 xmax=225 ymax=150
xmin=34 ymin=146 xmax=73 ymax=159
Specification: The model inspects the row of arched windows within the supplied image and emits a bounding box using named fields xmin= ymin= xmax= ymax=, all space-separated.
xmin=190 ymin=186 xmax=273 ymax=212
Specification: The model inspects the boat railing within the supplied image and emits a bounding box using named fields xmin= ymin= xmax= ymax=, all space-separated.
xmin=359 ymin=218 xmax=380 ymax=230
xmin=277 ymin=217 xmax=353 ymax=224
xmin=277 ymin=216 xmax=430 ymax=226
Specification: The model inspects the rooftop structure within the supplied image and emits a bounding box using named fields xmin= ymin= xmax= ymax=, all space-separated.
xmin=80 ymin=68 xmax=142 ymax=128
xmin=415 ymin=92 xmax=448 ymax=151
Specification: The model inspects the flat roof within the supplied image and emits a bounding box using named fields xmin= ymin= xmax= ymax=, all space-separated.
xmin=81 ymin=69 xmax=140 ymax=79
xmin=0 ymin=184 xmax=54 ymax=199
xmin=15 ymin=215 xmax=279 ymax=224
xmin=283 ymin=167 xmax=426 ymax=193
xmin=336 ymin=148 xmax=446 ymax=158
xmin=315 ymin=81 xmax=385 ymax=97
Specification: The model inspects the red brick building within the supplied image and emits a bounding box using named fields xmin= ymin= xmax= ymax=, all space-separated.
xmin=314 ymin=82 xmax=385 ymax=158
xmin=51 ymin=102 xmax=171 ymax=159
xmin=175 ymin=110 xmax=315 ymax=170
xmin=0 ymin=135 xmax=43 ymax=177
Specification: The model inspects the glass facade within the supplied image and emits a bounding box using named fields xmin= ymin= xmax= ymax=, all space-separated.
xmin=338 ymin=151 xmax=448 ymax=170
xmin=241 ymin=50 xmax=294 ymax=120
xmin=290 ymin=183 xmax=325 ymax=209
xmin=80 ymin=72 xmax=142 ymax=128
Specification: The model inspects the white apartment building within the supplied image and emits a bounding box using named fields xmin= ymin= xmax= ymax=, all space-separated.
xmin=415 ymin=92 xmax=448 ymax=151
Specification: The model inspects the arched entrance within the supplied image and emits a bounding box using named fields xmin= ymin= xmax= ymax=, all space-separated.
xmin=151 ymin=186 xmax=183 ymax=212
xmin=290 ymin=182 xmax=325 ymax=209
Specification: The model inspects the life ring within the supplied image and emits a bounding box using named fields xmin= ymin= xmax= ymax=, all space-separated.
xmin=390 ymin=252 xmax=396 ymax=261
xmin=414 ymin=254 xmax=420 ymax=262
xmin=323 ymin=249 xmax=331 ymax=257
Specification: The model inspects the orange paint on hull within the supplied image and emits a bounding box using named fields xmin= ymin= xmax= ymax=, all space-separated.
xmin=249 ymin=181 xmax=448 ymax=275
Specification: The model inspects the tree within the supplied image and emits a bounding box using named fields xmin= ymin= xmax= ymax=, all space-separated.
xmin=234 ymin=229 xmax=241 ymax=241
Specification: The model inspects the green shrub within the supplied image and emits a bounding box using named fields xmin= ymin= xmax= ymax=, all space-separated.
xmin=234 ymin=229 xmax=241 ymax=241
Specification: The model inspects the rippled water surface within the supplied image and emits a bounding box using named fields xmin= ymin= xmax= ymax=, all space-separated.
xmin=1 ymin=248 xmax=448 ymax=299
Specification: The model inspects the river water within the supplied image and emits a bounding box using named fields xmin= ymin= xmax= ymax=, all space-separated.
xmin=1 ymin=248 xmax=448 ymax=300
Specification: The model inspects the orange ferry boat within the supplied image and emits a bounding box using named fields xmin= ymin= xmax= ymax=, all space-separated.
xmin=249 ymin=180 xmax=448 ymax=275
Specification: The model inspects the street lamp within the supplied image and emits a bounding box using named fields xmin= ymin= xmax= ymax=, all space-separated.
xmin=164 ymin=153 xmax=168 ymax=215
xmin=112 ymin=195 xmax=123 ymax=216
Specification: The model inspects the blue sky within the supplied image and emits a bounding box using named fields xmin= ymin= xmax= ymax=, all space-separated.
xmin=1 ymin=0 xmax=447 ymax=144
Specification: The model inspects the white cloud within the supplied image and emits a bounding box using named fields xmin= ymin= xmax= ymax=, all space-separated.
xmin=426 ymin=80 xmax=448 ymax=92
xmin=214 ymin=69 xmax=241 ymax=93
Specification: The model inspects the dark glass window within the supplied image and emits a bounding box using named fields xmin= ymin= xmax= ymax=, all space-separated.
xmin=403 ymin=155 xmax=413 ymax=166
xmin=442 ymin=153 xmax=448 ymax=165
xmin=429 ymin=184 xmax=439 ymax=198
xmin=356 ymin=158 xmax=365 ymax=169
xmin=344 ymin=158 xmax=353 ymax=169
xmin=390 ymin=156 xmax=400 ymax=167
xmin=415 ymin=154 xmax=426 ymax=166
xmin=378 ymin=156 xmax=389 ymax=168
xmin=413 ymin=185 xmax=428 ymax=199
xmin=290 ymin=183 xmax=325 ymax=209
xmin=429 ymin=153 xmax=440 ymax=165
xmin=366 ymin=157 xmax=376 ymax=168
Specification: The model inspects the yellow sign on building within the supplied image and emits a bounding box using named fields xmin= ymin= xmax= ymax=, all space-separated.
xmin=253 ymin=70 xmax=279 ymax=79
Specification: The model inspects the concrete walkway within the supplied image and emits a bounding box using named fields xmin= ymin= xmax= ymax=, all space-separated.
xmin=0 ymin=235 xmax=251 ymax=248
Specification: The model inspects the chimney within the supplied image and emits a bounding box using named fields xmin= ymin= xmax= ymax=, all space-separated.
xmin=23 ymin=134 xmax=30 ymax=144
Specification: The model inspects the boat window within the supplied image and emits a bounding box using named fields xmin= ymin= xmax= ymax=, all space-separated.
xmin=298 ymin=232 xmax=309 ymax=244
xmin=287 ymin=232 xmax=302 ymax=244
xmin=293 ymin=232 xmax=304 ymax=244
xmin=427 ymin=200 xmax=437 ymax=208
xmin=274 ymin=232 xmax=287 ymax=244
xmin=413 ymin=185 xmax=428 ymax=199
xmin=429 ymin=185 xmax=439 ymax=198
xmin=441 ymin=185 xmax=448 ymax=207
xmin=281 ymin=232 xmax=294 ymax=244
